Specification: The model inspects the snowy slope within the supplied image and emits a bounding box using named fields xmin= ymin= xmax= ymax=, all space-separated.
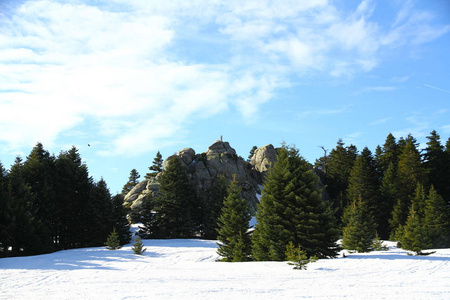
xmin=1 ymin=237 xmax=449 ymax=300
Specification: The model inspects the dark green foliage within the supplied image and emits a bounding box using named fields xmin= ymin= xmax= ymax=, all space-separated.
xmin=132 ymin=236 xmax=146 ymax=255
xmin=371 ymin=233 xmax=389 ymax=251
xmin=399 ymin=207 xmax=431 ymax=255
xmin=424 ymin=131 xmax=450 ymax=201
xmin=285 ymin=241 xmax=317 ymax=270
xmin=252 ymin=146 xmax=339 ymax=261
xmin=200 ymin=176 xmax=228 ymax=240
xmin=390 ymin=139 xmax=424 ymax=236
xmin=105 ymin=228 xmax=121 ymax=250
xmin=216 ymin=178 xmax=251 ymax=262
xmin=0 ymin=162 xmax=9 ymax=257
xmin=342 ymin=197 xmax=377 ymax=252
xmin=424 ymin=186 xmax=449 ymax=248
xmin=375 ymin=133 xmax=399 ymax=175
xmin=111 ymin=194 xmax=131 ymax=245
xmin=322 ymin=139 xmax=358 ymax=221
xmin=145 ymin=151 xmax=163 ymax=179
xmin=248 ymin=145 xmax=258 ymax=161
xmin=142 ymin=156 xmax=200 ymax=238
xmin=381 ymin=163 xmax=399 ymax=238
xmin=122 ymin=169 xmax=140 ymax=195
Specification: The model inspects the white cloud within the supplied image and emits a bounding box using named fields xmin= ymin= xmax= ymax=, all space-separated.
xmin=0 ymin=0 xmax=448 ymax=156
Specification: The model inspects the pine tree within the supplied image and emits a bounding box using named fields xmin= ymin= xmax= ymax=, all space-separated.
xmin=325 ymin=139 xmax=358 ymax=221
xmin=111 ymin=194 xmax=131 ymax=245
xmin=252 ymin=146 xmax=339 ymax=261
xmin=391 ymin=139 xmax=424 ymax=238
xmin=216 ymin=178 xmax=251 ymax=262
xmin=122 ymin=169 xmax=140 ymax=195
xmin=145 ymin=151 xmax=163 ymax=179
xmin=375 ymin=133 xmax=399 ymax=175
xmin=105 ymin=228 xmax=121 ymax=250
xmin=381 ymin=163 xmax=399 ymax=239
xmin=248 ymin=145 xmax=258 ymax=161
xmin=0 ymin=162 xmax=9 ymax=257
xmin=142 ymin=156 xmax=199 ymax=238
xmin=285 ymin=241 xmax=317 ymax=270
xmin=200 ymin=176 xmax=228 ymax=240
xmin=347 ymin=148 xmax=382 ymax=233
xmin=424 ymin=186 xmax=449 ymax=248
xmin=400 ymin=207 xmax=431 ymax=255
xmin=423 ymin=131 xmax=449 ymax=201
xmin=132 ymin=236 xmax=146 ymax=255
xmin=341 ymin=197 xmax=377 ymax=252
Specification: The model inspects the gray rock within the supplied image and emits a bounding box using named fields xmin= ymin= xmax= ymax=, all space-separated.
xmin=250 ymin=144 xmax=277 ymax=174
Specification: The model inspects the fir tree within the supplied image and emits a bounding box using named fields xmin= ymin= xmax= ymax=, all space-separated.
xmin=391 ymin=139 xmax=424 ymax=237
xmin=375 ymin=133 xmax=399 ymax=175
xmin=248 ymin=145 xmax=258 ymax=161
xmin=0 ymin=162 xmax=9 ymax=257
xmin=347 ymin=148 xmax=381 ymax=234
xmin=142 ymin=156 xmax=199 ymax=238
xmin=252 ymin=146 xmax=339 ymax=261
xmin=200 ymin=176 xmax=228 ymax=240
xmin=111 ymin=194 xmax=131 ymax=245
xmin=145 ymin=151 xmax=163 ymax=179
xmin=399 ymin=207 xmax=431 ymax=255
xmin=132 ymin=236 xmax=146 ymax=255
xmin=341 ymin=197 xmax=377 ymax=253
xmin=325 ymin=139 xmax=358 ymax=221
xmin=216 ymin=178 xmax=251 ymax=262
xmin=122 ymin=169 xmax=140 ymax=195
xmin=381 ymin=163 xmax=399 ymax=239
xmin=423 ymin=131 xmax=449 ymax=201
xmin=424 ymin=186 xmax=449 ymax=248
xmin=105 ymin=228 xmax=121 ymax=250
xmin=285 ymin=241 xmax=317 ymax=270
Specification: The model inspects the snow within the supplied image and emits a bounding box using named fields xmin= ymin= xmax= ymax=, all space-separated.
xmin=1 ymin=234 xmax=449 ymax=300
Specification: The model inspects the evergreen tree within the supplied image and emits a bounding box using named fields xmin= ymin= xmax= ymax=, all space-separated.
xmin=54 ymin=147 xmax=93 ymax=249
xmin=6 ymin=157 xmax=43 ymax=256
xmin=341 ymin=197 xmax=377 ymax=252
xmin=285 ymin=241 xmax=317 ymax=270
xmin=200 ymin=176 xmax=228 ymax=240
xmin=347 ymin=148 xmax=381 ymax=234
xmin=325 ymin=139 xmax=358 ymax=221
xmin=375 ymin=133 xmax=399 ymax=175
xmin=22 ymin=143 xmax=56 ymax=253
xmin=142 ymin=156 xmax=199 ymax=238
xmin=145 ymin=151 xmax=163 ymax=179
xmin=252 ymin=146 xmax=339 ymax=261
xmin=122 ymin=169 xmax=140 ymax=195
xmin=423 ymin=131 xmax=449 ymax=201
xmin=132 ymin=236 xmax=146 ymax=255
xmin=216 ymin=178 xmax=251 ymax=262
xmin=83 ymin=178 xmax=113 ymax=247
xmin=248 ymin=145 xmax=258 ymax=161
xmin=391 ymin=139 xmax=424 ymax=238
xmin=105 ymin=227 xmax=121 ymax=250
xmin=111 ymin=194 xmax=131 ymax=245
xmin=424 ymin=186 xmax=449 ymax=248
xmin=0 ymin=162 xmax=9 ymax=256
xmin=381 ymin=163 xmax=399 ymax=239
xmin=399 ymin=207 xmax=431 ymax=255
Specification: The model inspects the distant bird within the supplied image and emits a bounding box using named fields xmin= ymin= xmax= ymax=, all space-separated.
xmin=88 ymin=144 xmax=90 ymax=147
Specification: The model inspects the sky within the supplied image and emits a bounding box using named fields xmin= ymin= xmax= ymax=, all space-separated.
xmin=0 ymin=0 xmax=449 ymax=194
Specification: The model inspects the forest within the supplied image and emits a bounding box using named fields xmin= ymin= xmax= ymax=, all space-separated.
xmin=0 ymin=130 xmax=449 ymax=260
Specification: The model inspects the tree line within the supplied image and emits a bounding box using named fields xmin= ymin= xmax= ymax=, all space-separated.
xmin=0 ymin=143 xmax=130 ymax=257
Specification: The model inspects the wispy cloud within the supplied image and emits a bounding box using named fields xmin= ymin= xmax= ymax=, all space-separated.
xmin=369 ymin=118 xmax=392 ymax=126
xmin=424 ymin=84 xmax=450 ymax=94
xmin=0 ymin=0 xmax=448 ymax=156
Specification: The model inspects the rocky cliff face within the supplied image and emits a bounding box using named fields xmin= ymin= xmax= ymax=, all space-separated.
xmin=124 ymin=140 xmax=278 ymax=214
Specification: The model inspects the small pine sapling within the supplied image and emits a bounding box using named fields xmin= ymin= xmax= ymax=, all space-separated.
xmin=105 ymin=228 xmax=121 ymax=250
xmin=371 ymin=233 xmax=389 ymax=251
xmin=132 ymin=236 xmax=147 ymax=255
xmin=285 ymin=241 xmax=318 ymax=270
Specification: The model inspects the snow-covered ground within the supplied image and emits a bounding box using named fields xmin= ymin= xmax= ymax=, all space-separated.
xmin=1 ymin=234 xmax=449 ymax=300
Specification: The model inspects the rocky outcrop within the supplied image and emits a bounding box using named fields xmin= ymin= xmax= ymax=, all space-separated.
xmin=125 ymin=140 xmax=275 ymax=214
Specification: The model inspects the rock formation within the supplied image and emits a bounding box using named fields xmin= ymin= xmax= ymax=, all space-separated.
xmin=124 ymin=140 xmax=279 ymax=215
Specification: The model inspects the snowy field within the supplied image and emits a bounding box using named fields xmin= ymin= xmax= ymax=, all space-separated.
xmin=1 ymin=235 xmax=449 ymax=300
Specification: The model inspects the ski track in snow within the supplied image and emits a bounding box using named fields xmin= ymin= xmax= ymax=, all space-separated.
xmin=1 ymin=239 xmax=449 ymax=300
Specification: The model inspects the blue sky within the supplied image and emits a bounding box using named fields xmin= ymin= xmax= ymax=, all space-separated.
xmin=0 ymin=0 xmax=449 ymax=194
